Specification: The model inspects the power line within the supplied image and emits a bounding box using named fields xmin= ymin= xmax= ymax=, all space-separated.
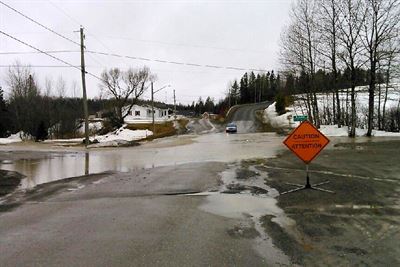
xmin=0 ymin=30 xmax=103 ymax=82
xmin=91 ymin=34 xmax=269 ymax=54
xmin=0 ymin=0 xmax=80 ymax=46
xmin=86 ymin=50 xmax=268 ymax=72
xmin=47 ymin=0 xmax=129 ymax=68
xmin=47 ymin=0 xmax=81 ymax=27
xmin=0 ymin=65 xmax=81 ymax=68
xmin=0 ymin=50 xmax=79 ymax=55
xmin=4 ymin=0 xmax=268 ymax=73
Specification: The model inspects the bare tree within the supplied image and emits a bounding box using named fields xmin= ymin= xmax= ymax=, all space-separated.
xmin=381 ymin=38 xmax=400 ymax=128
xmin=280 ymin=0 xmax=321 ymax=127
xmin=56 ymin=76 xmax=67 ymax=98
xmin=317 ymin=0 xmax=342 ymax=127
xmin=100 ymin=66 xmax=154 ymax=125
xmin=337 ymin=0 xmax=367 ymax=137
xmin=6 ymin=62 xmax=43 ymax=138
xmin=362 ymin=0 xmax=400 ymax=136
xmin=44 ymin=77 xmax=53 ymax=97
xmin=71 ymin=80 xmax=78 ymax=98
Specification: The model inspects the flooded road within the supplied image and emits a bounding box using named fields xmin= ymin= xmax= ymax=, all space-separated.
xmin=0 ymin=131 xmax=290 ymax=267
xmin=2 ymin=129 xmax=397 ymax=266
xmin=0 ymin=132 xmax=283 ymax=189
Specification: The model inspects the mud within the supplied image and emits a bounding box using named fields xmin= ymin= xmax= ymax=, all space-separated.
xmin=227 ymin=224 xmax=260 ymax=239
xmin=252 ymin=139 xmax=400 ymax=266
xmin=0 ymin=170 xmax=23 ymax=197
xmin=236 ymin=168 xmax=258 ymax=180
xmin=261 ymin=214 xmax=304 ymax=264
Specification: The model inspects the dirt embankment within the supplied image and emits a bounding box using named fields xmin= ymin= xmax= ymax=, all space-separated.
xmin=252 ymin=140 xmax=400 ymax=266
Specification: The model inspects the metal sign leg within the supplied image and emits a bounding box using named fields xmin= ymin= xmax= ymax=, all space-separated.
xmin=281 ymin=164 xmax=334 ymax=195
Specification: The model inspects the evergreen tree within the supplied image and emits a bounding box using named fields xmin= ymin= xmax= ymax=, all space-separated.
xmin=248 ymin=72 xmax=256 ymax=103
xmin=266 ymin=71 xmax=276 ymax=100
xmin=284 ymin=73 xmax=295 ymax=95
xmin=256 ymin=74 xmax=261 ymax=102
xmin=263 ymin=72 xmax=270 ymax=102
xmin=35 ymin=121 xmax=48 ymax=141
xmin=239 ymin=73 xmax=249 ymax=104
xmin=0 ymin=86 xmax=11 ymax=137
xmin=230 ymin=80 xmax=239 ymax=105
xmin=204 ymin=97 xmax=215 ymax=113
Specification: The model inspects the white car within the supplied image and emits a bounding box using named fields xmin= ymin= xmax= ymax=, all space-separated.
xmin=225 ymin=123 xmax=237 ymax=133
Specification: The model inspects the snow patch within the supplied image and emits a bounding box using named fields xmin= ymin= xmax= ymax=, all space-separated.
xmin=263 ymin=103 xmax=295 ymax=129
xmin=44 ymin=125 xmax=153 ymax=146
xmin=263 ymin=85 xmax=400 ymax=137
xmin=93 ymin=125 xmax=152 ymax=143
xmin=320 ymin=125 xmax=400 ymax=137
xmin=77 ymin=121 xmax=103 ymax=134
xmin=0 ymin=132 xmax=24 ymax=144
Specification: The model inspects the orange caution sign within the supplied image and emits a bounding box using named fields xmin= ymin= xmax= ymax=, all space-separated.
xmin=283 ymin=121 xmax=330 ymax=164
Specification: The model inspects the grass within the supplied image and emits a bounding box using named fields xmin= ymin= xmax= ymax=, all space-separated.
xmin=126 ymin=119 xmax=189 ymax=140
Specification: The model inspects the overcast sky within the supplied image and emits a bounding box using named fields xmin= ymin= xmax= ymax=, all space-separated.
xmin=0 ymin=0 xmax=293 ymax=104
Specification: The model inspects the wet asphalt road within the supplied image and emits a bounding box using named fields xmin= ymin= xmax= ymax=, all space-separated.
xmin=0 ymin=129 xmax=285 ymax=266
xmin=0 ymin=163 xmax=268 ymax=266
xmin=227 ymin=102 xmax=271 ymax=133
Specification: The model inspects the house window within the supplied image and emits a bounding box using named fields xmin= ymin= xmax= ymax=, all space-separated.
xmin=128 ymin=111 xmax=132 ymax=116
xmin=135 ymin=111 xmax=140 ymax=116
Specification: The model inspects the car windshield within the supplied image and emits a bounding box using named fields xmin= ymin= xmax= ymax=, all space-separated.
xmin=227 ymin=123 xmax=236 ymax=127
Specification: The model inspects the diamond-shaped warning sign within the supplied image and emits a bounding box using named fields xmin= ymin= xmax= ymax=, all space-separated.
xmin=283 ymin=121 xmax=330 ymax=164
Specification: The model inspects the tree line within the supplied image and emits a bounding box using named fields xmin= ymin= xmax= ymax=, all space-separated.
xmin=0 ymin=64 xmax=116 ymax=139
xmin=0 ymin=64 xmax=207 ymax=140
xmin=279 ymin=0 xmax=400 ymax=137
xmin=227 ymin=71 xmax=281 ymax=105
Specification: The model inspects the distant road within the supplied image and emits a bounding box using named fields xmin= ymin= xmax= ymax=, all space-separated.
xmin=226 ymin=102 xmax=272 ymax=133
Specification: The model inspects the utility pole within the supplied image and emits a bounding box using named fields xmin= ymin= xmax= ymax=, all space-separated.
xmin=173 ymin=89 xmax=176 ymax=119
xmin=80 ymin=26 xmax=89 ymax=147
xmin=152 ymin=83 xmax=170 ymax=132
xmin=151 ymin=82 xmax=155 ymax=134
xmin=228 ymin=87 xmax=231 ymax=108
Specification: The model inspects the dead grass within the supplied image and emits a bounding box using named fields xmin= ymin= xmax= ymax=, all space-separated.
xmin=177 ymin=118 xmax=189 ymax=129
xmin=126 ymin=122 xmax=177 ymax=140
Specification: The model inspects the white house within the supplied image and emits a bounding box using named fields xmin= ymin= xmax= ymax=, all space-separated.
xmin=122 ymin=105 xmax=170 ymax=123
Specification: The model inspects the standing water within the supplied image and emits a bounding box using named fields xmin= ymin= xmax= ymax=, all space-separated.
xmin=0 ymin=132 xmax=283 ymax=189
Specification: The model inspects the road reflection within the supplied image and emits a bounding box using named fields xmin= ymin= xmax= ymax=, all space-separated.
xmin=0 ymin=132 xmax=283 ymax=189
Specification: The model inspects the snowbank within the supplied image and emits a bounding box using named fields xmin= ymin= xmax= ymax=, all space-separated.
xmin=290 ymin=83 xmax=400 ymax=128
xmin=263 ymin=103 xmax=296 ymax=129
xmin=44 ymin=125 xmax=153 ymax=146
xmin=264 ymin=102 xmax=400 ymax=137
xmin=77 ymin=121 xmax=103 ymax=134
xmin=43 ymin=138 xmax=84 ymax=144
xmin=0 ymin=132 xmax=23 ymax=145
xmin=319 ymin=125 xmax=400 ymax=137
xmin=92 ymin=125 xmax=153 ymax=143
xmin=86 ymin=126 xmax=152 ymax=147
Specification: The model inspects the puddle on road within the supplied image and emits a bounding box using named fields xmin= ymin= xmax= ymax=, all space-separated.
xmin=0 ymin=133 xmax=283 ymax=189
xmin=198 ymin=192 xmax=281 ymax=219
xmin=196 ymin=164 xmax=296 ymax=266
xmin=0 ymin=152 xmax=146 ymax=189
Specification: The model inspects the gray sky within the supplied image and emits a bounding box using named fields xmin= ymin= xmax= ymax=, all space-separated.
xmin=0 ymin=0 xmax=293 ymax=104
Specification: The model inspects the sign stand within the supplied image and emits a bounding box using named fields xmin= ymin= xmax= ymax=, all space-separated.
xmin=281 ymin=164 xmax=334 ymax=195
xmin=282 ymin=121 xmax=335 ymax=195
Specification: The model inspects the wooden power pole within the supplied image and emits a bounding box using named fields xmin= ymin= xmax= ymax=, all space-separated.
xmin=80 ymin=26 xmax=89 ymax=147
xmin=173 ymin=89 xmax=176 ymax=119
xmin=151 ymin=82 xmax=155 ymax=134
